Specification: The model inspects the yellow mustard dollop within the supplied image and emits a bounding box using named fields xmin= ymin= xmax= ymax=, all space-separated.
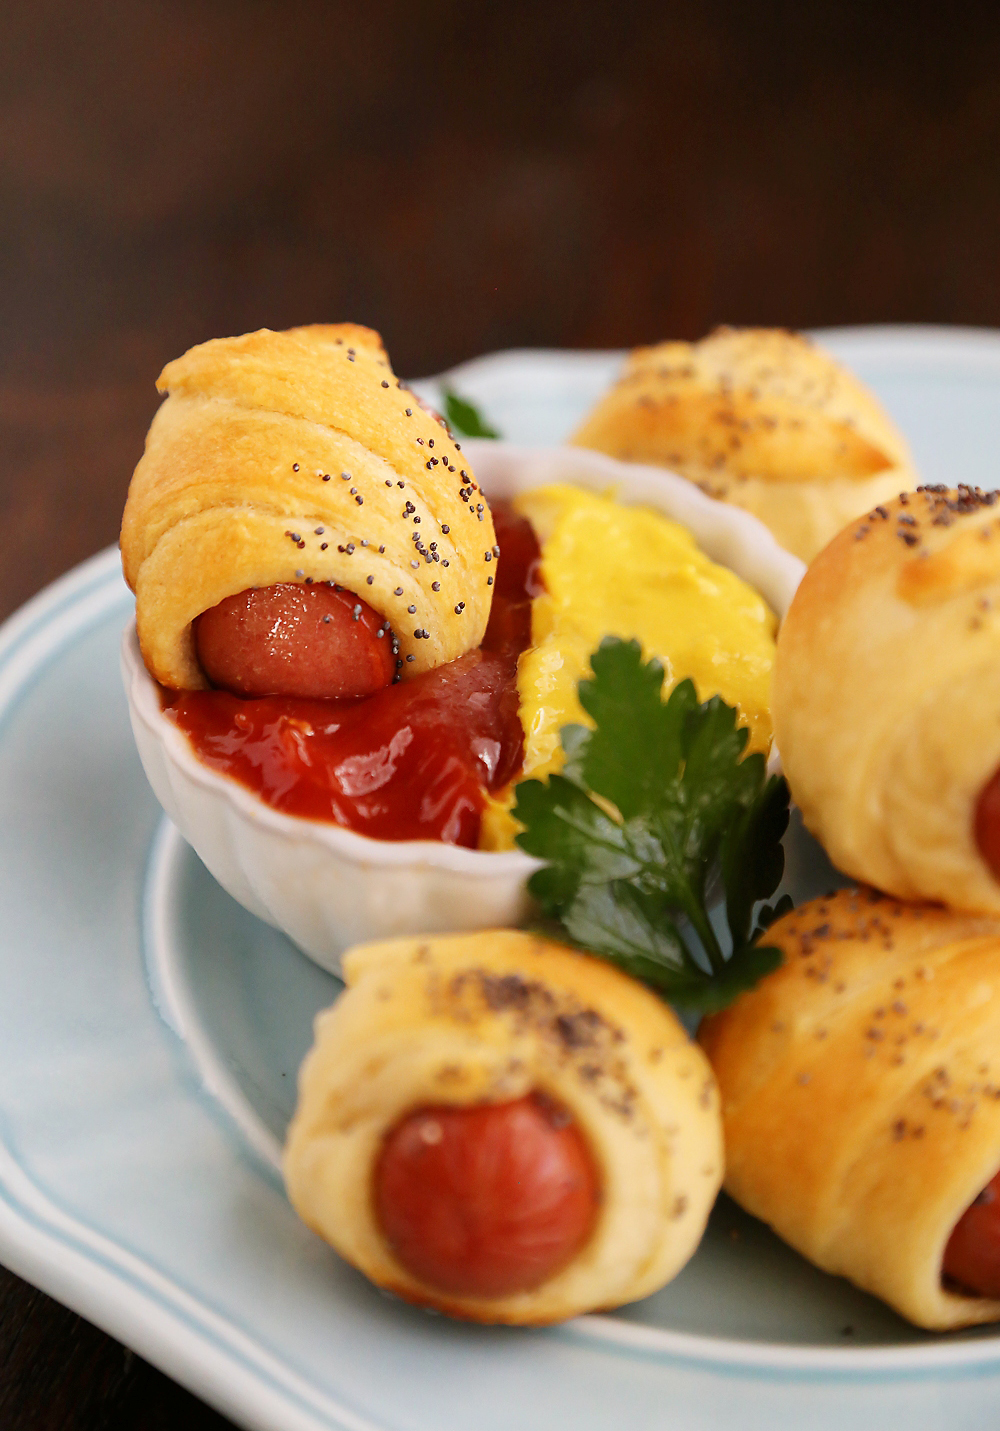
xmin=480 ymin=484 xmax=777 ymax=851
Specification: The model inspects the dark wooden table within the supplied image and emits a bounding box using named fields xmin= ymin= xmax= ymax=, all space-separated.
xmin=3 ymin=1 xmax=1000 ymax=1424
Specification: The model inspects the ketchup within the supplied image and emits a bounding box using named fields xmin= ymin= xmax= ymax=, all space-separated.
xmin=163 ymin=500 xmax=541 ymax=846
xmin=481 ymin=501 xmax=545 ymax=659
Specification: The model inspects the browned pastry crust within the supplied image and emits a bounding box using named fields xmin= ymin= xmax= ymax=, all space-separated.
xmin=284 ymin=929 xmax=723 ymax=1325
xmin=569 ymin=327 xmax=917 ymax=562
xmin=700 ymin=888 xmax=1000 ymax=1329
xmin=773 ymin=485 xmax=1000 ymax=914
xmin=120 ymin=324 xmax=495 ymax=688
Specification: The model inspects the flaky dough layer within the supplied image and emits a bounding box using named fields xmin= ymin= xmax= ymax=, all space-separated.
xmin=700 ymin=889 xmax=1000 ymax=1329
xmin=569 ymin=327 xmax=916 ymax=562
xmin=121 ymin=324 xmax=495 ymax=688
xmin=284 ymin=930 xmax=722 ymax=1325
xmin=774 ymin=485 xmax=1000 ymax=914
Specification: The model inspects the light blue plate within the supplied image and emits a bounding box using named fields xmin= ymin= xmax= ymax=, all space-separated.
xmin=4 ymin=328 xmax=1000 ymax=1431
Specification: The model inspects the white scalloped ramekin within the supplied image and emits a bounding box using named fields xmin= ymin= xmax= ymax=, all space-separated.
xmin=122 ymin=441 xmax=805 ymax=975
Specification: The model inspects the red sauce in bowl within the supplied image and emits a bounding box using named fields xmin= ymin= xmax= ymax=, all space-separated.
xmin=162 ymin=501 xmax=540 ymax=846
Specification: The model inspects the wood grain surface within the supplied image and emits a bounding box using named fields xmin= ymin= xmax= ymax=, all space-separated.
xmin=3 ymin=0 xmax=1000 ymax=1424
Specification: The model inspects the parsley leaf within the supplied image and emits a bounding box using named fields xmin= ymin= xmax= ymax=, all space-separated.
xmin=441 ymin=387 xmax=500 ymax=439
xmin=513 ymin=637 xmax=791 ymax=1012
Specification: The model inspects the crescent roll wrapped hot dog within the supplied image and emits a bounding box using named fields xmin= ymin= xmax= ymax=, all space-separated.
xmin=700 ymin=889 xmax=1000 ymax=1329
xmin=120 ymin=324 xmax=494 ymax=694
xmin=773 ymin=485 xmax=1000 ymax=914
xmin=570 ymin=327 xmax=916 ymax=562
xmin=284 ymin=929 xmax=723 ymax=1324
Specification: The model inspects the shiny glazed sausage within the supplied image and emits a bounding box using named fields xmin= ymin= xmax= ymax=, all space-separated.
xmin=974 ymin=769 xmax=1000 ymax=884
xmin=194 ymin=583 xmax=395 ymax=699
xmin=943 ymin=1170 xmax=1000 ymax=1298
xmin=374 ymin=1093 xmax=600 ymax=1298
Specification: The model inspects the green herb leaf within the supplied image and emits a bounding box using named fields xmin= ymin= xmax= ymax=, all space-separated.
xmin=684 ymin=942 xmax=784 ymax=1014
xmin=558 ymin=882 xmax=692 ymax=986
xmin=720 ymin=769 xmax=791 ymax=949
xmin=752 ymin=892 xmax=795 ymax=940
xmin=513 ymin=636 xmax=791 ymax=1013
xmin=441 ymin=387 xmax=500 ymax=439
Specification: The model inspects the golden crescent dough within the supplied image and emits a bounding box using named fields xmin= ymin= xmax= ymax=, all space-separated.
xmin=700 ymin=889 xmax=1000 ymax=1329
xmin=120 ymin=324 xmax=495 ymax=689
xmin=569 ymin=327 xmax=917 ymax=562
xmin=773 ymin=486 xmax=1000 ymax=914
xmin=284 ymin=929 xmax=723 ymax=1325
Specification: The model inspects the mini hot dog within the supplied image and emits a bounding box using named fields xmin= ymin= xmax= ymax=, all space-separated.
xmin=773 ymin=485 xmax=1000 ymax=915
xmin=284 ymin=929 xmax=723 ymax=1324
xmin=700 ymin=888 xmax=1000 ymax=1329
xmin=120 ymin=323 xmax=494 ymax=695
xmin=569 ymin=327 xmax=917 ymax=563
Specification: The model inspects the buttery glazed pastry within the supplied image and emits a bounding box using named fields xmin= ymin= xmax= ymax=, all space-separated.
xmin=700 ymin=889 xmax=1000 ymax=1329
xmin=773 ymin=485 xmax=1000 ymax=915
xmin=120 ymin=324 xmax=494 ymax=691
xmin=284 ymin=929 xmax=722 ymax=1324
xmin=570 ymin=327 xmax=916 ymax=562
xmin=481 ymin=484 xmax=777 ymax=849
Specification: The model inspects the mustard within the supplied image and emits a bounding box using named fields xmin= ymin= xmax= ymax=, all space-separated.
xmin=480 ymin=484 xmax=777 ymax=851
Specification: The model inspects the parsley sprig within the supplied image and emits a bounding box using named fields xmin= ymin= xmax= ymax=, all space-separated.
xmin=513 ymin=638 xmax=792 ymax=1012
xmin=441 ymin=387 xmax=500 ymax=439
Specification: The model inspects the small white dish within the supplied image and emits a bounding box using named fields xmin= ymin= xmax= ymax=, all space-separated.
xmin=122 ymin=441 xmax=804 ymax=973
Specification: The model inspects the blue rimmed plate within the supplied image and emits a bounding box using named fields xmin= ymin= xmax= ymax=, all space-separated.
xmin=2 ymin=327 xmax=1000 ymax=1430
